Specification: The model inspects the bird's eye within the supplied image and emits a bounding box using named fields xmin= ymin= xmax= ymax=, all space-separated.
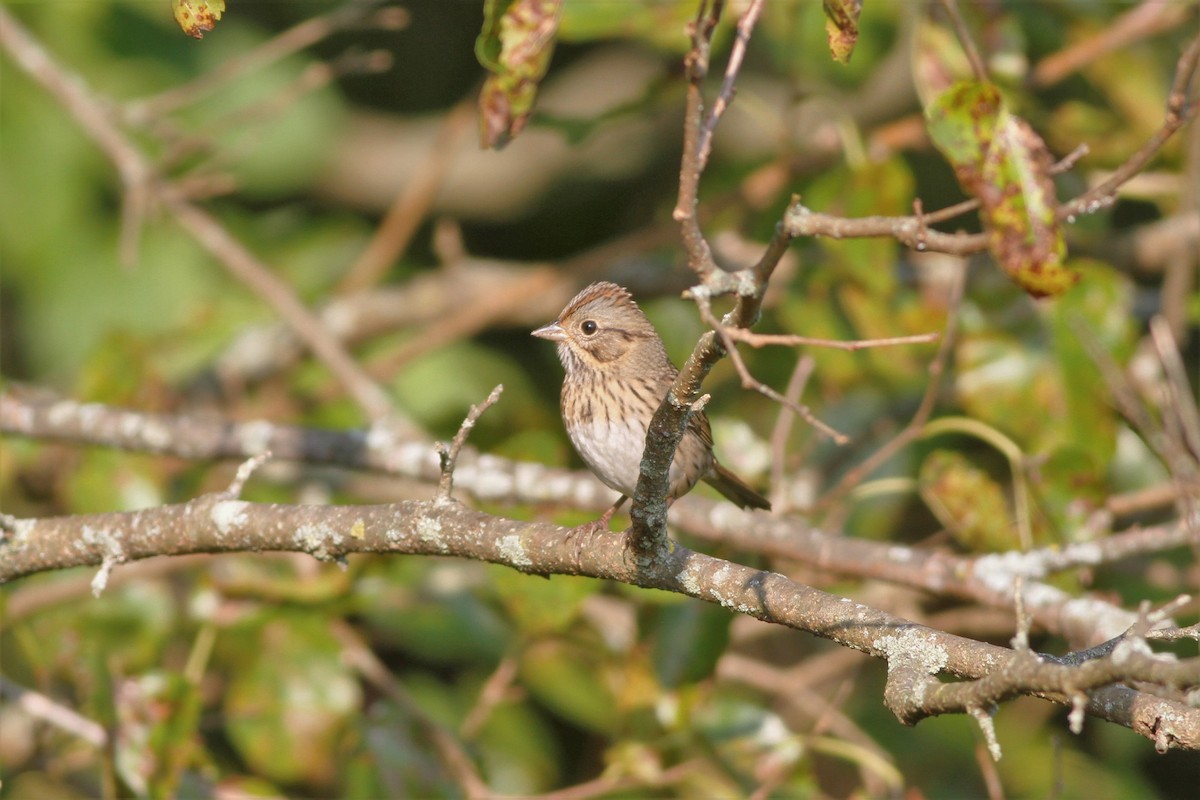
xmin=580 ymin=320 xmax=598 ymax=335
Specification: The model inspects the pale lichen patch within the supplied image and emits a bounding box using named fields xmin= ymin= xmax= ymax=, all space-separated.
xmin=211 ymin=500 xmax=249 ymax=540
xmin=7 ymin=518 xmax=36 ymax=544
xmin=293 ymin=524 xmax=343 ymax=562
xmin=874 ymin=627 xmax=949 ymax=676
xmin=499 ymin=534 xmax=532 ymax=567
xmin=415 ymin=516 xmax=447 ymax=552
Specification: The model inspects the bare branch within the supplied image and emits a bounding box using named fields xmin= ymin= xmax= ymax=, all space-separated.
xmin=938 ymin=0 xmax=988 ymax=83
xmin=697 ymin=0 xmax=765 ymax=170
xmin=0 ymin=677 xmax=107 ymax=748
xmin=818 ymin=262 xmax=966 ymax=511
xmin=437 ymin=384 xmax=504 ymax=501
xmin=0 ymin=6 xmax=409 ymax=428
xmin=338 ymin=96 xmax=476 ymax=293
xmin=2 ymin=497 xmax=1197 ymax=749
xmin=7 ymin=387 xmax=1194 ymax=646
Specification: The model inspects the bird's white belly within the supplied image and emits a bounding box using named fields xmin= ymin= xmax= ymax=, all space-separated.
xmin=566 ymin=417 xmax=652 ymax=497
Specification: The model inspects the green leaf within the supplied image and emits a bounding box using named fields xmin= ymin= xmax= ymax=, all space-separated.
xmin=224 ymin=616 xmax=361 ymax=787
xmin=651 ymin=601 xmax=732 ymax=688
xmin=919 ymin=449 xmax=1017 ymax=552
xmin=519 ymin=639 xmax=618 ymax=733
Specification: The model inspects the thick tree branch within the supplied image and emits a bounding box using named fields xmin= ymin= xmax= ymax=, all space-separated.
xmin=1 ymin=497 xmax=1197 ymax=749
xmin=5 ymin=388 xmax=1191 ymax=648
xmin=0 ymin=388 xmax=614 ymax=509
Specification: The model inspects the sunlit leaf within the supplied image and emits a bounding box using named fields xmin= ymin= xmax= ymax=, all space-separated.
xmin=559 ymin=0 xmax=696 ymax=51
xmin=823 ymin=0 xmax=863 ymax=64
xmin=490 ymin=564 xmax=595 ymax=634
xmin=651 ymin=601 xmax=732 ymax=688
xmin=919 ymin=449 xmax=1017 ymax=552
xmin=520 ymin=639 xmax=618 ymax=733
xmin=224 ymin=617 xmax=361 ymax=787
xmin=173 ymin=0 xmax=224 ymax=39
xmin=476 ymin=0 xmax=563 ymax=148
xmin=927 ymin=81 xmax=1078 ymax=298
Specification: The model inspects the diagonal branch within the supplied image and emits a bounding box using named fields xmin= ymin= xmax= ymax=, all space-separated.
xmin=0 ymin=6 xmax=409 ymax=429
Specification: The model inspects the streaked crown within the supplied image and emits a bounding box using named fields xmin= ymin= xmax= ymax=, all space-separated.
xmin=534 ymin=281 xmax=670 ymax=375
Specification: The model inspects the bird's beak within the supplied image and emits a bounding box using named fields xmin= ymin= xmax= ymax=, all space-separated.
xmin=531 ymin=321 xmax=566 ymax=342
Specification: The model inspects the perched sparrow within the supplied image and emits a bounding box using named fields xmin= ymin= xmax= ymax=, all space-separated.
xmin=533 ymin=281 xmax=770 ymax=523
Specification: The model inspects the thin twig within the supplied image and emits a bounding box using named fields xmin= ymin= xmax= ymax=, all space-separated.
xmin=672 ymin=0 xmax=724 ymax=280
xmin=225 ymin=452 xmax=272 ymax=498
xmin=126 ymin=0 xmax=404 ymax=120
xmin=0 ymin=8 xmax=409 ymax=427
xmin=938 ymin=0 xmax=989 ymax=83
xmin=339 ymin=96 xmax=477 ymax=293
xmin=437 ymin=384 xmax=504 ymax=501
xmin=0 ymin=677 xmax=107 ymax=747
xmin=1150 ymin=317 xmax=1200 ymax=465
xmin=769 ymin=355 xmax=816 ymax=511
xmin=1011 ymin=575 xmax=1031 ymax=651
xmin=817 ymin=261 xmax=967 ymax=512
xmin=698 ymin=0 xmax=765 ymax=170
xmin=721 ymin=327 xmax=940 ymax=351
xmin=1063 ymin=29 xmax=1200 ymax=220
xmin=696 ymin=298 xmax=847 ymax=444
xmin=459 ymin=656 xmax=520 ymax=740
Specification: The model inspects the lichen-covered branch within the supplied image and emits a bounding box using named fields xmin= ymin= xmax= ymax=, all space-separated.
xmin=2 ymin=497 xmax=1197 ymax=749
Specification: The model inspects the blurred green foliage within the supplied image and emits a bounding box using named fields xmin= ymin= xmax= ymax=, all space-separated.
xmin=1 ymin=1 xmax=1196 ymax=797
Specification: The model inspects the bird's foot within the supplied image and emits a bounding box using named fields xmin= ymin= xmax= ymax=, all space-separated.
xmin=564 ymin=499 xmax=624 ymax=565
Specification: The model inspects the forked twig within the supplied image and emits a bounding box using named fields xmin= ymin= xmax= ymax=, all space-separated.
xmin=695 ymin=297 xmax=847 ymax=444
xmin=697 ymin=0 xmax=765 ymax=170
xmin=437 ymin=385 xmax=505 ymax=501
xmin=817 ymin=262 xmax=967 ymax=511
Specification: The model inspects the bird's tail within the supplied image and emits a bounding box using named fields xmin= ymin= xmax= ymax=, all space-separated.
xmin=704 ymin=462 xmax=771 ymax=511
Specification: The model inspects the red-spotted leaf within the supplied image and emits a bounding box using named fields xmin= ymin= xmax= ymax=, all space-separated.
xmin=476 ymin=0 xmax=563 ymax=149
xmin=823 ymin=0 xmax=863 ymax=64
xmin=927 ymin=81 xmax=1078 ymax=298
xmin=173 ymin=0 xmax=224 ymax=39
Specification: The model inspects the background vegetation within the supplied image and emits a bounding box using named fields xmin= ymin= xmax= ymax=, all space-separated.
xmin=1 ymin=1 xmax=1198 ymax=797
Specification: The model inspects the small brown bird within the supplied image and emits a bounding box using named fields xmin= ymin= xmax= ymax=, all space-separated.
xmin=533 ymin=281 xmax=770 ymax=524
